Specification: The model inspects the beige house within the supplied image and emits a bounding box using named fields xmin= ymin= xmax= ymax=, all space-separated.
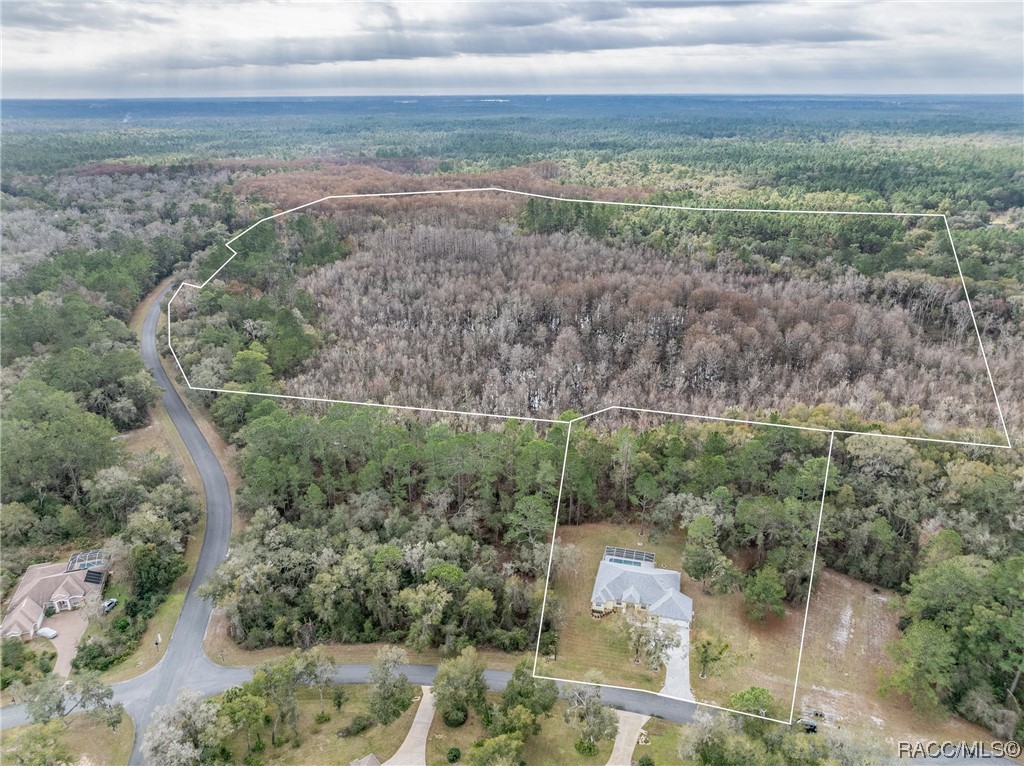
xmin=1 ymin=550 xmax=108 ymax=640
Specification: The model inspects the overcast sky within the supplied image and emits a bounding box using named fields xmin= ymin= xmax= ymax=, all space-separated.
xmin=2 ymin=0 xmax=1021 ymax=98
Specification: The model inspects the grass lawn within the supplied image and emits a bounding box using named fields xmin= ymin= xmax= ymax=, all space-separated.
xmin=544 ymin=522 xmax=685 ymax=691
xmin=30 ymin=393 xmax=208 ymax=685
xmin=546 ymin=521 xmax=808 ymax=708
xmin=425 ymin=694 xmax=493 ymax=766
xmin=425 ymin=694 xmax=615 ymax=766
xmin=64 ymin=710 xmax=134 ymax=766
xmin=79 ymin=581 xmax=128 ymax=645
xmin=221 ymin=685 xmax=418 ymax=765
xmin=97 ymin=515 xmax=203 ymax=684
xmin=793 ymin=567 xmax=1000 ymax=747
xmin=540 ymin=522 xmax=999 ymax=751
xmin=685 ymin=568 xmax=801 ymax=712
xmin=2 ymin=711 xmax=134 ymax=766
xmin=642 ymin=717 xmax=689 ymax=764
xmin=521 ymin=701 xmax=613 ymax=766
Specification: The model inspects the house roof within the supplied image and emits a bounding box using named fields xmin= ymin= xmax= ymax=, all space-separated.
xmin=1 ymin=598 xmax=43 ymax=637
xmin=50 ymin=571 xmax=95 ymax=601
xmin=5 ymin=563 xmax=72 ymax=608
xmin=347 ymin=756 xmax=381 ymax=766
xmin=2 ymin=558 xmax=107 ymax=614
xmin=591 ymin=558 xmax=693 ymax=623
xmin=648 ymin=590 xmax=694 ymax=622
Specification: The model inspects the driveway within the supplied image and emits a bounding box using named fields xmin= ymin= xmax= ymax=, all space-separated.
xmin=383 ymin=686 xmax=435 ymax=766
xmin=40 ymin=610 xmax=89 ymax=677
xmin=659 ymin=618 xmax=693 ymax=700
xmin=606 ymin=710 xmax=649 ymax=766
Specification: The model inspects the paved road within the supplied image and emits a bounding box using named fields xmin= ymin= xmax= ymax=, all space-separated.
xmin=127 ymin=284 xmax=235 ymax=762
xmin=2 ymin=282 xmax=1015 ymax=766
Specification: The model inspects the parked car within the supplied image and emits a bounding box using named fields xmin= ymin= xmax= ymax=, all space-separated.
xmin=796 ymin=717 xmax=818 ymax=734
xmin=102 ymin=598 xmax=118 ymax=614
xmin=37 ymin=627 xmax=58 ymax=639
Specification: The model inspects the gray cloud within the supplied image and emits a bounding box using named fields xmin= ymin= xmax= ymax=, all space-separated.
xmin=100 ymin=16 xmax=884 ymax=73
xmin=1 ymin=0 xmax=1019 ymax=98
xmin=2 ymin=0 xmax=173 ymax=31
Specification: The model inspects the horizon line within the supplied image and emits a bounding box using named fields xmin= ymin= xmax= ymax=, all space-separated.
xmin=3 ymin=92 xmax=1021 ymax=102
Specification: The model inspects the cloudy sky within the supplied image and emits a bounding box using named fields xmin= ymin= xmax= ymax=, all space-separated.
xmin=2 ymin=0 xmax=1021 ymax=98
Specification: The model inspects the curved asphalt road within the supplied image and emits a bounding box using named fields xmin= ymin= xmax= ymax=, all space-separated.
xmin=121 ymin=284 xmax=235 ymax=760
xmin=2 ymin=283 xmax=1015 ymax=765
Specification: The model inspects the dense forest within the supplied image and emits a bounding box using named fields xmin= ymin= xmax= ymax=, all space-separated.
xmin=0 ymin=168 xmax=231 ymax=676
xmin=2 ymin=96 xmax=1021 ymax=756
xmin=193 ymin=392 xmax=1022 ymax=738
xmin=167 ymin=188 xmax=1011 ymax=436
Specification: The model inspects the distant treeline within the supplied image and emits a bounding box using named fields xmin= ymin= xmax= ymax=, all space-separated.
xmin=3 ymin=95 xmax=1021 ymax=220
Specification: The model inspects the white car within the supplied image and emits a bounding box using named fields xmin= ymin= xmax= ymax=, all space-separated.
xmin=36 ymin=627 xmax=58 ymax=639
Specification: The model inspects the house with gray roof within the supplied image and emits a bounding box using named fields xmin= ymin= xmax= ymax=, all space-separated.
xmin=1 ymin=551 xmax=108 ymax=640
xmin=591 ymin=546 xmax=692 ymax=625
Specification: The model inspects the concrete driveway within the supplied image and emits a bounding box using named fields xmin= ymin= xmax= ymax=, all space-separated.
xmin=40 ymin=610 xmax=89 ymax=677
xmin=659 ymin=618 xmax=693 ymax=701
xmin=606 ymin=710 xmax=650 ymax=766
xmin=383 ymin=686 xmax=434 ymax=766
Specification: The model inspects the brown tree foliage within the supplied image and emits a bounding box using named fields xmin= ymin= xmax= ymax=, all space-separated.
xmin=260 ymin=193 xmax=1010 ymax=435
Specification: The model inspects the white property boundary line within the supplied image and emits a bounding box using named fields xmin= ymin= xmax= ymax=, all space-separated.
xmin=161 ymin=186 xmax=1015 ymax=725
xmin=789 ymin=432 xmax=835 ymax=724
xmin=166 ymin=186 xmax=1011 ymax=449
xmin=532 ymin=409 xmax=835 ymax=726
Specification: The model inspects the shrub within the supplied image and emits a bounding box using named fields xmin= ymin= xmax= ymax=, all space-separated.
xmin=332 ymin=685 xmax=348 ymax=710
xmin=442 ymin=707 xmax=468 ymax=728
xmin=638 ymin=756 xmax=655 ymax=766
xmin=538 ymin=629 xmax=558 ymax=656
xmin=574 ymin=739 xmax=598 ymax=756
xmin=314 ymin=711 xmax=331 ymax=724
xmin=446 ymin=747 xmax=461 ymax=763
xmin=338 ymin=714 xmax=375 ymax=738
xmin=110 ymin=615 xmax=132 ymax=634
xmin=1 ymin=639 xmax=27 ymax=671
xmin=71 ymin=640 xmax=119 ymax=671
xmin=0 ymin=669 xmax=15 ymax=689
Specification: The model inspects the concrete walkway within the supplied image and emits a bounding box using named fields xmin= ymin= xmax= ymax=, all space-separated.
xmin=383 ymin=686 xmax=435 ymax=766
xmin=606 ymin=709 xmax=650 ymax=766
